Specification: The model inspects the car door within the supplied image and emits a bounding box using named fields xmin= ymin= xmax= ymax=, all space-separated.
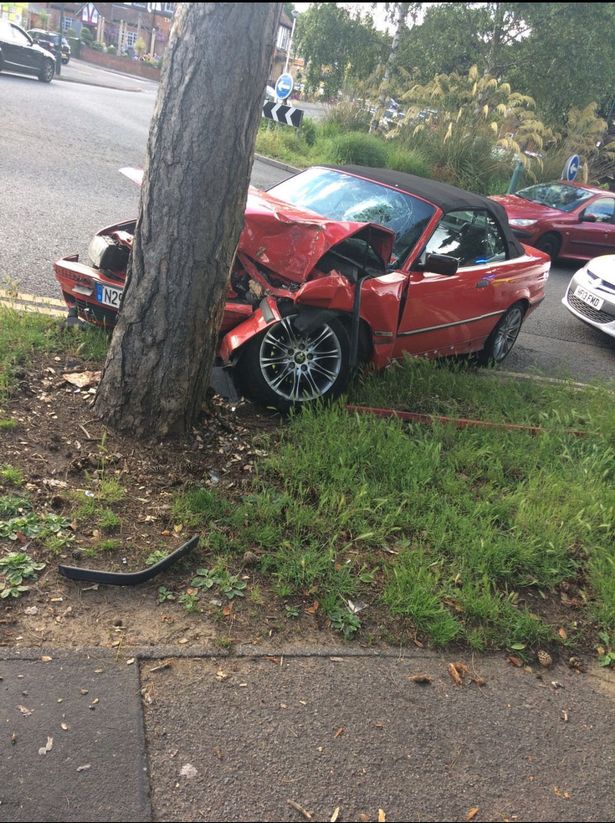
xmin=4 ymin=24 xmax=39 ymax=74
xmin=566 ymin=196 xmax=615 ymax=259
xmin=394 ymin=209 xmax=513 ymax=357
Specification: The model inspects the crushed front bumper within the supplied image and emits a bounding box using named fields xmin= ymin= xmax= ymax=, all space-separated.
xmin=54 ymin=254 xmax=123 ymax=328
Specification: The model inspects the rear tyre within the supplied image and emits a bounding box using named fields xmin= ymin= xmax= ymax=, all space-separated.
xmin=534 ymin=232 xmax=561 ymax=260
xmin=477 ymin=302 xmax=526 ymax=365
xmin=38 ymin=59 xmax=54 ymax=83
xmin=237 ymin=310 xmax=351 ymax=412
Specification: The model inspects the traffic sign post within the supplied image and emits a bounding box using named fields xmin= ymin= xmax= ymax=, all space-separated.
xmin=562 ymin=154 xmax=581 ymax=181
xmin=275 ymin=72 xmax=294 ymax=102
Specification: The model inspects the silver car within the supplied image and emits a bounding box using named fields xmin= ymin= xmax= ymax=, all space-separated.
xmin=562 ymin=255 xmax=615 ymax=338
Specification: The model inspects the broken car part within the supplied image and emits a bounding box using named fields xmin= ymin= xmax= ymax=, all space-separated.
xmin=58 ymin=535 xmax=199 ymax=586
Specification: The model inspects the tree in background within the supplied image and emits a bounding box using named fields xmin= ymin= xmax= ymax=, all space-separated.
xmin=93 ymin=4 xmax=282 ymax=437
xmin=394 ymin=2 xmax=615 ymax=128
xmin=295 ymin=3 xmax=386 ymax=99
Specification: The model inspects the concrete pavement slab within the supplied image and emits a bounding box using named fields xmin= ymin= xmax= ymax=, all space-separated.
xmin=142 ymin=654 xmax=615 ymax=822
xmin=0 ymin=656 xmax=150 ymax=822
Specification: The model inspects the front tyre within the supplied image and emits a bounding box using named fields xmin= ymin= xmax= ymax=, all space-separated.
xmin=38 ymin=59 xmax=55 ymax=83
xmin=477 ymin=302 xmax=526 ymax=365
xmin=237 ymin=312 xmax=351 ymax=412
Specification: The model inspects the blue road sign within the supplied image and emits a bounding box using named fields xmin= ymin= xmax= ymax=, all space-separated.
xmin=275 ymin=73 xmax=294 ymax=101
xmin=563 ymin=154 xmax=581 ymax=181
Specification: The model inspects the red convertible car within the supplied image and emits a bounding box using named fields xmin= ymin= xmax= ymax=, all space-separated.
xmin=54 ymin=166 xmax=549 ymax=410
xmin=492 ymin=181 xmax=615 ymax=261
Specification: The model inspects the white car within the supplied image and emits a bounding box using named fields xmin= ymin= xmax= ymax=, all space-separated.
xmin=562 ymin=255 xmax=615 ymax=339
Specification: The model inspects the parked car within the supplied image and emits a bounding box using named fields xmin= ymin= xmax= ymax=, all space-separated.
xmin=0 ymin=20 xmax=55 ymax=82
xmin=27 ymin=29 xmax=71 ymax=64
xmin=562 ymin=255 xmax=615 ymax=339
xmin=492 ymin=181 xmax=615 ymax=261
xmin=54 ymin=165 xmax=550 ymax=410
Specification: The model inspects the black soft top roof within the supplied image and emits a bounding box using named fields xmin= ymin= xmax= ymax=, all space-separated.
xmin=324 ymin=165 xmax=525 ymax=258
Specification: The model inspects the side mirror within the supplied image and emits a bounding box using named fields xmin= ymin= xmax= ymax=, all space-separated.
xmin=424 ymin=253 xmax=459 ymax=276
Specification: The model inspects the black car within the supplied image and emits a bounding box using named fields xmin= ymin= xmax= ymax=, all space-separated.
xmin=28 ymin=29 xmax=71 ymax=64
xmin=0 ymin=20 xmax=56 ymax=82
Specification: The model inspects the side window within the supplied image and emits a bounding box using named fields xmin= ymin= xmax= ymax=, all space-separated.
xmin=423 ymin=210 xmax=507 ymax=268
xmin=10 ymin=25 xmax=31 ymax=46
xmin=584 ymin=198 xmax=615 ymax=223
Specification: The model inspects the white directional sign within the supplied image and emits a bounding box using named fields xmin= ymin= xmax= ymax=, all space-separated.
xmin=262 ymin=102 xmax=304 ymax=128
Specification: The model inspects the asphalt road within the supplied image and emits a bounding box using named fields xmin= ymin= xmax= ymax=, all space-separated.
xmin=1 ymin=68 xmax=612 ymax=382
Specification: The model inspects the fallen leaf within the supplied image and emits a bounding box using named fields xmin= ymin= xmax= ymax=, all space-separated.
xmin=466 ymin=808 xmax=480 ymax=821
xmin=17 ymin=705 xmax=32 ymax=717
xmin=448 ymin=662 xmax=464 ymax=686
xmin=180 ymin=763 xmax=198 ymax=779
xmin=334 ymin=726 xmax=345 ymax=738
xmin=126 ymin=658 xmax=135 ymax=665
xmin=41 ymin=655 xmax=52 ymax=663
xmin=378 ymin=810 xmax=386 ymax=822
xmin=553 ymin=786 xmax=572 ymax=799
xmin=38 ymin=736 xmax=53 ymax=755
xmin=216 ymin=670 xmax=230 ymax=681
xmin=63 ymin=371 xmax=101 ymax=389
xmin=506 ymin=655 xmax=524 ymax=668
xmin=305 ymin=601 xmax=319 ymax=615
xmin=409 ymin=674 xmax=432 ymax=684
xmin=61 ymin=722 xmax=69 ymax=731
xmin=558 ymin=627 xmax=568 ymax=640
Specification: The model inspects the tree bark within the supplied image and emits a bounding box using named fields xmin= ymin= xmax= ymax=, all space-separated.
xmin=93 ymin=2 xmax=282 ymax=438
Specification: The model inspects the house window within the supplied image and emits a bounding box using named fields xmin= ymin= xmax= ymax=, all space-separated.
xmin=125 ymin=31 xmax=138 ymax=47
xmin=276 ymin=25 xmax=290 ymax=51
xmin=62 ymin=17 xmax=74 ymax=32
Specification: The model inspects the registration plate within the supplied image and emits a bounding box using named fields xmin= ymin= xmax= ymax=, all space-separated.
xmin=96 ymin=284 xmax=123 ymax=309
xmin=574 ymin=285 xmax=603 ymax=310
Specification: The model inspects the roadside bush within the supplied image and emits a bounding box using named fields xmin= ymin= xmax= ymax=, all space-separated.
xmin=255 ymin=124 xmax=311 ymax=166
xmin=322 ymin=132 xmax=387 ymax=167
xmin=386 ymin=144 xmax=432 ymax=178
xmin=90 ymin=41 xmax=105 ymax=52
xmin=107 ymin=44 xmax=117 ymax=55
xmin=323 ymin=101 xmax=371 ymax=135
xmin=300 ymin=117 xmax=317 ymax=147
xmin=65 ymin=27 xmax=77 ymax=38
xmin=80 ymin=27 xmax=93 ymax=43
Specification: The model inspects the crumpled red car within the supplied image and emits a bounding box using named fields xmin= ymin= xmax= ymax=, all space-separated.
xmin=54 ymin=165 xmax=550 ymax=411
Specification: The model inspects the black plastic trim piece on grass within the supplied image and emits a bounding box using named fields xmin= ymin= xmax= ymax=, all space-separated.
xmin=58 ymin=535 xmax=199 ymax=586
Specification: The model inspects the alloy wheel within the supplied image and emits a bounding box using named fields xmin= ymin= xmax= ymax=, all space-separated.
xmin=259 ymin=315 xmax=342 ymax=402
xmin=492 ymin=305 xmax=524 ymax=361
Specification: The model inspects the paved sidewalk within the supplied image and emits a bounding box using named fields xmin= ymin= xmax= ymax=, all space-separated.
xmin=56 ymin=59 xmax=158 ymax=93
xmin=1 ymin=648 xmax=614 ymax=822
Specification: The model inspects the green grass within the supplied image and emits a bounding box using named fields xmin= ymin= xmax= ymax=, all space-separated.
xmin=0 ymin=307 xmax=107 ymax=402
xmin=0 ymin=419 xmax=17 ymax=431
xmin=177 ymin=358 xmax=615 ymax=647
xmin=0 ymin=465 xmax=24 ymax=486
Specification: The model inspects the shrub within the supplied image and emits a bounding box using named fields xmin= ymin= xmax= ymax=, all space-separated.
xmin=386 ymin=145 xmax=432 ymax=178
xmin=66 ymin=28 xmax=77 ymax=38
xmin=107 ymin=44 xmax=117 ymax=55
xmin=90 ymin=40 xmax=104 ymax=52
xmin=300 ymin=117 xmax=317 ymax=147
xmin=80 ymin=27 xmax=93 ymax=43
xmin=322 ymin=101 xmax=371 ymax=135
xmin=322 ymin=132 xmax=388 ymax=167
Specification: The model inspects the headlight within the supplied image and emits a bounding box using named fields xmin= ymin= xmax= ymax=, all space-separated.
xmin=88 ymin=235 xmax=112 ymax=268
xmin=509 ymin=218 xmax=537 ymax=228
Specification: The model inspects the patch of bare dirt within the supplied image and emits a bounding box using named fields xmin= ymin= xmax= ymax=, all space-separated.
xmin=0 ymin=353 xmax=338 ymax=650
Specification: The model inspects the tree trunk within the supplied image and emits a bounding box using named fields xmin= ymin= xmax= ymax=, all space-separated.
xmin=93 ymin=3 xmax=282 ymax=438
xmin=369 ymin=2 xmax=410 ymax=134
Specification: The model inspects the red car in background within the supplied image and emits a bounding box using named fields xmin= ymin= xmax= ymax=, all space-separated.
xmin=54 ymin=166 xmax=550 ymax=411
xmin=492 ymin=181 xmax=615 ymax=261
